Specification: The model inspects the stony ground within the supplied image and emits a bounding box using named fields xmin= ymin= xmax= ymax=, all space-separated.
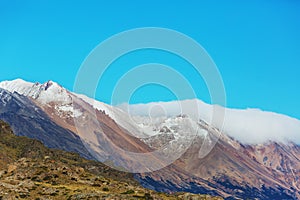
xmin=0 ymin=120 xmax=222 ymax=200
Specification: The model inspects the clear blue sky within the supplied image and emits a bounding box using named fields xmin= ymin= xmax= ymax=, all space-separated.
xmin=0 ymin=1 xmax=300 ymax=119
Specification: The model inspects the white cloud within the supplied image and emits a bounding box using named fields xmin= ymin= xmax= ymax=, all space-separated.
xmin=118 ymin=99 xmax=300 ymax=144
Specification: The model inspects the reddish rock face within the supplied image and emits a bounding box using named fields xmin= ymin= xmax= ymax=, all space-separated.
xmin=138 ymin=130 xmax=300 ymax=199
xmin=1 ymin=79 xmax=300 ymax=199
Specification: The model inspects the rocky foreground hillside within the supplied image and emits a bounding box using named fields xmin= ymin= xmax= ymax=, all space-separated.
xmin=3 ymin=79 xmax=299 ymax=199
xmin=0 ymin=120 xmax=222 ymax=200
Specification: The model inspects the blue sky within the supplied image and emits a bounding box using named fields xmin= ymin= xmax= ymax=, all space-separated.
xmin=0 ymin=1 xmax=300 ymax=119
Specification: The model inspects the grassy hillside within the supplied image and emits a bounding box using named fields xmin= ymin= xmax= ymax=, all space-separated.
xmin=0 ymin=120 xmax=222 ymax=200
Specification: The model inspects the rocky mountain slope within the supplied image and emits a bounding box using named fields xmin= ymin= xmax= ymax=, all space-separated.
xmin=0 ymin=80 xmax=155 ymax=171
xmin=0 ymin=120 xmax=222 ymax=200
xmin=1 ymin=79 xmax=300 ymax=199
xmin=137 ymin=123 xmax=300 ymax=199
xmin=0 ymin=87 xmax=92 ymax=159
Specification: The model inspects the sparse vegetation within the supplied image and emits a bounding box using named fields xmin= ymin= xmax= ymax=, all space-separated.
xmin=0 ymin=120 xmax=222 ymax=199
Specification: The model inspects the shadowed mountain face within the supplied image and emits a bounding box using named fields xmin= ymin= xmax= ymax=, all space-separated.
xmin=0 ymin=120 xmax=222 ymax=199
xmin=0 ymin=88 xmax=92 ymax=159
xmin=0 ymin=80 xmax=162 ymax=172
xmin=1 ymin=79 xmax=300 ymax=199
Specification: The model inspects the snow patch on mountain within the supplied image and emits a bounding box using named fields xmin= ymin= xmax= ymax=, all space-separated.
xmin=0 ymin=79 xmax=34 ymax=95
xmin=0 ymin=79 xmax=70 ymax=103
xmin=73 ymin=93 xmax=148 ymax=138
xmin=119 ymin=100 xmax=300 ymax=144
xmin=0 ymin=79 xmax=81 ymax=118
xmin=55 ymin=104 xmax=83 ymax=118
xmin=0 ymin=89 xmax=12 ymax=106
xmin=2 ymin=78 xmax=300 ymax=144
xmin=37 ymin=81 xmax=72 ymax=104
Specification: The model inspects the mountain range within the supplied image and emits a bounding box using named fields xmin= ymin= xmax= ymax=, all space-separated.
xmin=0 ymin=119 xmax=222 ymax=199
xmin=0 ymin=79 xmax=300 ymax=199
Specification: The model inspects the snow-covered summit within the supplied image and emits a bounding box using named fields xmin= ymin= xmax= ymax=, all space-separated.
xmin=0 ymin=79 xmax=81 ymax=118
xmin=1 ymin=78 xmax=300 ymax=145
xmin=0 ymin=79 xmax=133 ymax=129
xmin=0 ymin=78 xmax=34 ymax=95
xmin=0 ymin=79 xmax=71 ymax=104
xmin=119 ymin=100 xmax=300 ymax=144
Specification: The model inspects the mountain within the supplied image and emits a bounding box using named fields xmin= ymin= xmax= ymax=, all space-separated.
xmin=0 ymin=79 xmax=154 ymax=171
xmin=137 ymin=124 xmax=300 ymax=199
xmin=0 ymin=120 xmax=222 ymax=199
xmin=1 ymin=79 xmax=300 ymax=199
xmin=0 ymin=87 xmax=92 ymax=159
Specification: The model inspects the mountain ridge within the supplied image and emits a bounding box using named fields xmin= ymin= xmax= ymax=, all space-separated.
xmin=1 ymin=78 xmax=300 ymax=199
xmin=1 ymin=78 xmax=299 ymax=145
xmin=0 ymin=120 xmax=222 ymax=199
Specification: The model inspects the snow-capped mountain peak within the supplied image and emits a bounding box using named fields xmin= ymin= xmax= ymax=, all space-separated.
xmin=118 ymin=99 xmax=300 ymax=144
xmin=0 ymin=79 xmax=34 ymax=95
xmin=0 ymin=79 xmax=83 ymax=119
xmin=0 ymin=79 xmax=70 ymax=104
xmin=1 ymin=78 xmax=300 ymax=145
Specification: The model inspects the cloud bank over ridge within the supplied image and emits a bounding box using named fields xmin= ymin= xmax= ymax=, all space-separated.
xmin=118 ymin=99 xmax=300 ymax=144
